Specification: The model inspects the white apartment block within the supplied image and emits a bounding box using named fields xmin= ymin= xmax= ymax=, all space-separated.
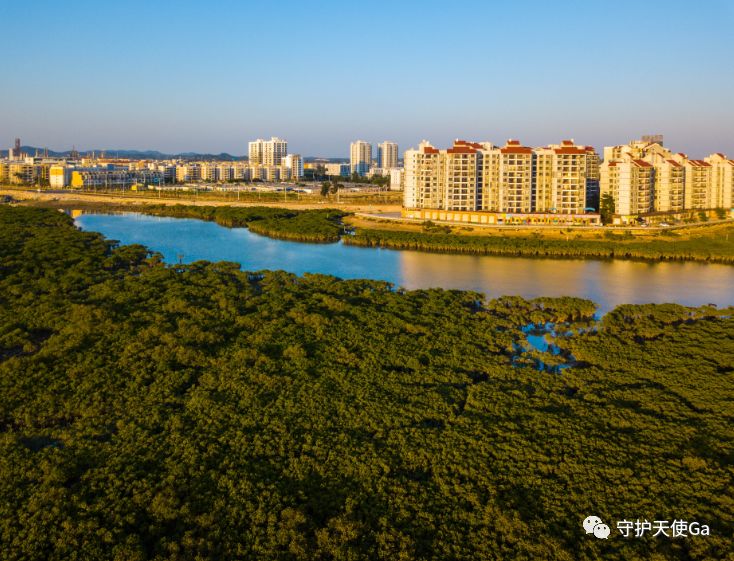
xmin=249 ymin=137 xmax=288 ymax=166
xmin=443 ymin=141 xmax=484 ymax=211
xmin=280 ymin=154 xmax=303 ymax=181
xmin=390 ymin=168 xmax=404 ymax=191
xmin=600 ymin=158 xmax=654 ymax=216
xmin=705 ymin=153 xmax=734 ymax=209
xmin=677 ymin=156 xmax=712 ymax=210
xmin=601 ymin=139 xmax=734 ymax=215
xmin=350 ymin=141 xmax=372 ymax=177
xmin=404 ymin=141 xmax=442 ymax=209
xmin=497 ymin=140 xmax=534 ymax=214
xmin=532 ymin=141 xmax=592 ymax=214
xmin=377 ymin=141 xmax=399 ymax=170
xmin=403 ymin=139 xmax=599 ymax=215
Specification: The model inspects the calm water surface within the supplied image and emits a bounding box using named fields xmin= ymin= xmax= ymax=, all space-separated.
xmin=75 ymin=213 xmax=734 ymax=313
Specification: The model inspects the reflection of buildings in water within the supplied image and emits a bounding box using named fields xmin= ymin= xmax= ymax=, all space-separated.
xmin=397 ymin=251 xmax=585 ymax=299
xmin=593 ymin=261 xmax=733 ymax=309
xmin=398 ymin=251 xmax=734 ymax=312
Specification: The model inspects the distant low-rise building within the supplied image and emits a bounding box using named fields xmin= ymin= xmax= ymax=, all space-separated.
xmin=49 ymin=165 xmax=70 ymax=188
xmin=325 ymin=163 xmax=350 ymax=177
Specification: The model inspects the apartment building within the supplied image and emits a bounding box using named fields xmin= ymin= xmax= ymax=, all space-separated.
xmin=350 ymin=141 xmax=372 ymax=177
xmin=8 ymin=162 xmax=35 ymax=184
xmin=403 ymin=141 xmax=442 ymax=209
xmin=175 ymin=163 xmax=201 ymax=183
xmin=280 ymin=154 xmax=303 ymax=180
xmin=390 ymin=168 xmax=404 ymax=191
xmin=377 ymin=141 xmax=399 ymax=170
xmin=532 ymin=141 xmax=589 ymax=214
xmin=705 ymin=153 xmax=734 ymax=209
xmin=670 ymin=154 xmax=712 ymax=210
xmin=249 ymin=137 xmax=288 ymax=166
xmin=404 ymin=139 xmax=598 ymax=215
xmin=497 ymin=140 xmax=534 ymax=213
xmin=585 ymin=147 xmax=601 ymax=210
xmin=443 ymin=141 xmax=483 ymax=211
xmin=600 ymin=158 xmax=654 ymax=216
xmin=200 ymin=162 xmax=219 ymax=182
xmin=602 ymin=140 xmax=688 ymax=215
xmin=652 ymin=159 xmax=685 ymax=212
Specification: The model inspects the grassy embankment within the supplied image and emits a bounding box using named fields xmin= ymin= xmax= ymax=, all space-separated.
xmin=344 ymin=219 xmax=734 ymax=264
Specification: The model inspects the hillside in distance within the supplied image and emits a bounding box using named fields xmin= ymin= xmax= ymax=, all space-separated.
xmin=0 ymin=146 xmax=244 ymax=161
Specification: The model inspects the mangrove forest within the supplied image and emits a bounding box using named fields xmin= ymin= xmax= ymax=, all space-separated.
xmin=0 ymin=205 xmax=732 ymax=560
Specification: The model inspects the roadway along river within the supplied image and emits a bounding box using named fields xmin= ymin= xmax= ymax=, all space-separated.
xmin=75 ymin=212 xmax=734 ymax=313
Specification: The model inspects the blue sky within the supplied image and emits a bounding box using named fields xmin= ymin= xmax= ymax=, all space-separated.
xmin=1 ymin=0 xmax=732 ymax=157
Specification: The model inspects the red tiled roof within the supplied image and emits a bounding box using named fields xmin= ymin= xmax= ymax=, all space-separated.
xmin=666 ymin=160 xmax=682 ymax=167
xmin=632 ymin=159 xmax=653 ymax=168
xmin=585 ymin=146 xmax=595 ymax=151
xmin=561 ymin=140 xmax=574 ymax=146
xmin=447 ymin=146 xmax=478 ymax=154
xmin=501 ymin=146 xmax=532 ymax=154
xmin=554 ymin=147 xmax=586 ymax=155
xmin=422 ymin=146 xmax=439 ymax=154
xmin=453 ymin=140 xmax=483 ymax=150
xmin=501 ymin=140 xmax=531 ymax=154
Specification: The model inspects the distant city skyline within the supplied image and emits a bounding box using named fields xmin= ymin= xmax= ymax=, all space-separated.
xmin=1 ymin=0 xmax=733 ymax=158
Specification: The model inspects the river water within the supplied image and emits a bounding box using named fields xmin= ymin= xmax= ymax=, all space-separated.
xmin=75 ymin=213 xmax=734 ymax=313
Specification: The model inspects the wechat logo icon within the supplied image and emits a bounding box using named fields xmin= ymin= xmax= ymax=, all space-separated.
xmin=584 ymin=516 xmax=611 ymax=539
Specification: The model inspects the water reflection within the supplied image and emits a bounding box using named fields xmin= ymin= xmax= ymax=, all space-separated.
xmin=399 ymin=250 xmax=733 ymax=311
xmin=74 ymin=212 xmax=734 ymax=313
xmin=399 ymin=252 xmax=585 ymax=298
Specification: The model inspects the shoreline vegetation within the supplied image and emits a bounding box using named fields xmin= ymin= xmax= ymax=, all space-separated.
xmin=1 ymin=205 xmax=732 ymax=560
xmin=132 ymin=204 xmax=348 ymax=243
xmin=6 ymin=193 xmax=734 ymax=263
xmin=344 ymin=226 xmax=734 ymax=264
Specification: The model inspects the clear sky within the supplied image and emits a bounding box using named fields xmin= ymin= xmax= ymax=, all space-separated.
xmin=1 ymin=0 xmax=732 ymax=157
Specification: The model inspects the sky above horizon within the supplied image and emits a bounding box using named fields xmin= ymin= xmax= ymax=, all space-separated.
xmin=1 ymin=0 xmax=733 ymax=158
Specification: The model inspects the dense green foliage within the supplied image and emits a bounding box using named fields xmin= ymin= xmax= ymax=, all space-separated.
xmin=137 ymin=205 xmax=347 ymax=242
xmin=0 ymin=206 xmax=732 ymax=560
xmin=346 ymin=227 xmax=734 ymax=263
xmin=600 ymin=193 xmax=615 ymax=225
